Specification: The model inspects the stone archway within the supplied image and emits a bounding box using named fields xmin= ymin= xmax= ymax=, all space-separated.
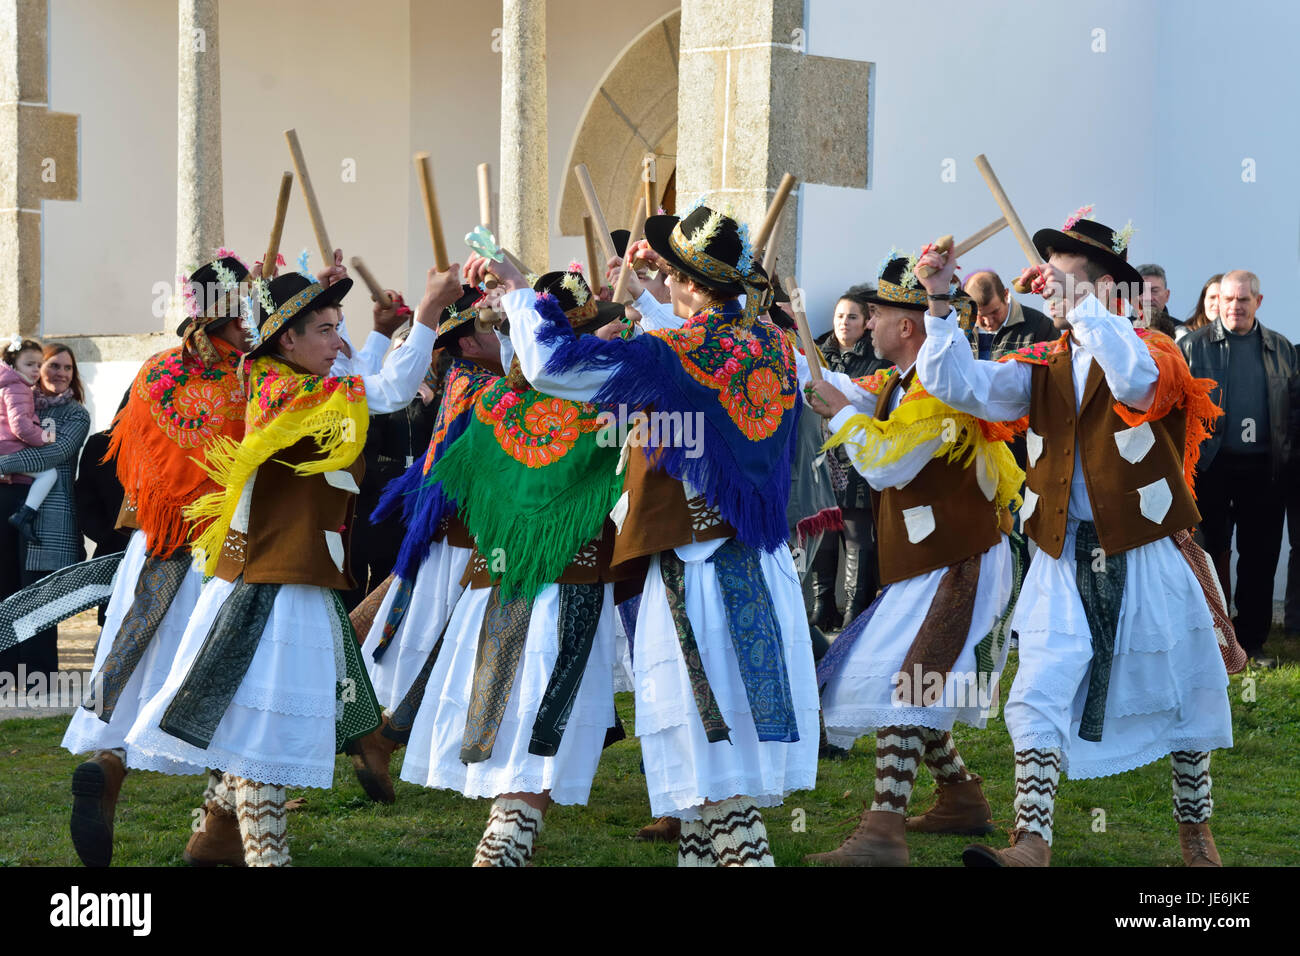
xmin=556 ymin=9 xmax=680 ymax=237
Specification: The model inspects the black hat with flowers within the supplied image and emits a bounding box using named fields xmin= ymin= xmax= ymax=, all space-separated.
xmin=433 ymin=285 xmax=491 ymax=351
xmin=1032 ymin=205 xmax=1142 ymax=292
xmin=175 ymin=253 xmax=251 ymax=336
xmin=860 ymin=251 xmax=931 ymax=312
xmin=533 ymin=266 xmax=624 ymax=331
xmin=644 ymin=203 xmax=756 ymax=297
xmin=245 ymin=267 xmax=352 ymax=358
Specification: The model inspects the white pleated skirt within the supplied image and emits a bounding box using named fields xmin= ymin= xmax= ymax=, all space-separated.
xmin=821 ymin=536 xmax=1014 ymax=748
xmin=400 ymin=582 xmax=616 ymax=805
xmin=61 ymin=531 xmax=206 ymax=759
xmin=125 ymin=578 xmax=347 ymax=789
xmin=359 ymin=541 xmax=471 ymax=711
xmin=634 ymin=540 xmax=820 ymax=822
xmin=1006 ymin=523 xmax=1233 ymax=779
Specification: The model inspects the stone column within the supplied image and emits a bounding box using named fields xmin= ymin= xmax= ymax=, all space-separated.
xmin=174 ymin=0 xmax=223 ymax=326
xmin=498 ymin=0 xmax=547 ymax=273
xmin=0 ymin=0 xmax=79 ymax=339
xmin=677 ymin=0 xmax=870 ymax=284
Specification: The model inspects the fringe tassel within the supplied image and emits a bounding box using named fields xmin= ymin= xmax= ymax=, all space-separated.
xmin=796 ymin=507 xmax=842 ymax=543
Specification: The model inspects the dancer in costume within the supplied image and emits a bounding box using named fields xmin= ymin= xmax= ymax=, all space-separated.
xmin=399 ymin=267 xmax=635 ymax=866
xmin=124 ymin=261 xmax=463 ymax=866
xmin=347 ymin=286 xmax=503 ymax=803
xmin=798 ymin=252 xmax=1025 ymax=866
xmin=914 ymin=211 xmax=1242 ymax=867
xmin=468 ymin=203 xmax=818 ymax=867
xmin=62 ymin=252 xmax=253 ymax=867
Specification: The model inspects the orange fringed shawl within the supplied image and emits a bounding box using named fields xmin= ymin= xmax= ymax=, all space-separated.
xmin=104 ymin=338 xmax=247 ymax=558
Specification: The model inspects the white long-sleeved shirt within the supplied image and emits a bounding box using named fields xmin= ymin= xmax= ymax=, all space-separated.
xmin=336 ymin=320 xmax=437 ymax=415
xmin=330 ymin=315 xmax=390 ymax=378
xmin=917 ymin=293 xmax=1158 ymax=520
xmin=632 ymin=289 xmax=682 ymax=332
xmin=506 ymin=287 xmax=614 ymax=402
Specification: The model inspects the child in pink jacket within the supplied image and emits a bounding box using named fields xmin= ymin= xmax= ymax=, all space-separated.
xmin=1 ymin=339 xmax=58 ymax=544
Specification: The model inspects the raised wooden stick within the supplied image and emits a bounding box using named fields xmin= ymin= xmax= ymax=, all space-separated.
xmin=349 ymin=256 xmax=392 ymax=309
xmin=914 ymin=216 xmax=1008 ymax=279
xmin=761 ymin=205 xmax=784 ymax=277
xmin=477 ymin=162 xmax=494 ymax=231
xmin=786 ymin=274 xmax=822 ymax=383
xmin=263 ymin=171 xmax=293 ymax=276
xmin=642 ymin=154 xmax=656 ymax=218
xmin=414 ymin=152 xmax=450 ymax=272
xmin=753 ymin=173 xmax=797 ymax=260
xmin=612 ymin=198 xmax=648 ymax=304
xmin=974 ymin=155 xmax=1041 ymax=267
xmin=284 ymin=129 xmax=334 ymax=267
xmin=573 ymin=164 xmax=617 ymax=263
xmin=582 ymin=215 xmax=602 ymax=293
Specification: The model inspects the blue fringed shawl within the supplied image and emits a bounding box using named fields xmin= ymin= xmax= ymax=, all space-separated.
xmin=538 ymin=298 xmax=800 ymax=552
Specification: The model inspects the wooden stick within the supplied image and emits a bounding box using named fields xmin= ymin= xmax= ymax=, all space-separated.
xmin=501 ymin=248 xmax=529 ymax=277
xmin=761 ymin=205 xmax=783 ymax=277
xmin=477 ymin=162 xmax=493 ymax=231
xmin=582 ymin=215 xmax=602 ymax=293
xmin=263 ymin=171 xmax=293 ymax=277
xmin=786 ymin=274 xmax=822 ymax=383
xmin=753 ymin=173 xmax=797 ymax=259
xmin=914 ymin=216 xmax=1008 ymax=279
xmin=414 ymin=152 xmax=450 ymax=272
xmin=973 ymin=155 xmax=1041 ymax=267
xmin=573 ymin=164 xmax=617 ymax=263
xmin=349 ymin=256 xmax=392 ymax=309
xmin=284 ymin=129 xmax=334 ymax=268
xmin=612 ymin=198 xmax=648 ymax=304
xmin=642 ymin=154 xmax=656 ymax=218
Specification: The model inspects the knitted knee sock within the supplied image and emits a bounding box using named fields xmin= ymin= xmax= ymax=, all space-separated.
xmin=871 ymin=727 xmax=924 ymax=814
xmin=917 ymin=728 xmax=971 ymax=785
xmin=1171 ymin=751 xmax=1212 ymax=823
xmin=472 ymin=798 xmax=544 ymax=867
xmin=233 ymin=777 xmax=290 ymax=867
xmin=700 ymin=797 xmax=773 ymax=867
xmin=676 ymin=818 xmax=718 ymax=867
xmin=1012 ymin=748 xmax=1061 ymax=845
xmin=200 ymin=770 xmax=236 ymax=814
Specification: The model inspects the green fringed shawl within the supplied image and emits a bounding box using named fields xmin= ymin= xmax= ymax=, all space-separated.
xmin=431 ymin=378 xmax=623 ymax=600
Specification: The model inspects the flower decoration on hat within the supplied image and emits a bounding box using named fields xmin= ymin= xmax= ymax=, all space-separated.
xmin=681 ymin=208 xmax=726 ymax=257
xmin=878 ymin=246 xmax=904 ymax=280
xmin=1062 ymin=204 xmax=1094 ymax=231
xmin=296 ymin=249 xmax=314 ymax=281
xmin=178 ymin=272 xmax=200 ymax=319
xmin=240 ymin=292 xmax=263 ymax=348
xmin=560 ymin=272 xmax=589 ymax=307
xmin=1112 ymin=221 xmax=1136 ymax=255
xmin=898 ymin=253 xmax=920 ymax=291
xmin=567 ymin=260 xmax=584 ymax=274
xmin=212 ymin=260 xmax=239 ymax=292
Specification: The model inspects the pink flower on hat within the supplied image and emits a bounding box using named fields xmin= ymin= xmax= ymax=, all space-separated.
xmin=1062 ymin=204 xmax=1094 ymax=231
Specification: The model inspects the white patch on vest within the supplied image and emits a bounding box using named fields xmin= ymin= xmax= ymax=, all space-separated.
xmin=1026 ymin=428 xmax=1044 ymax=468
xmin=323 ymin=529 xmax=346 ymax=572
xmin=902 ymin=505 xmax=935 ymax=544
xmin=976 ymin=452 xmax=998 ymax=501
xmin=1137 ymin=478 xmax=1173 ymax=524
xmin=323 ymin=469 xmax=360 ymax=494
xmin=231 ymin=469 xmax=258 ymax=534
xmin=610 ymin=490 xmax=630 ymax=533
xmin=616 ymin=427 xmax=637 ymax=476
xmin=1113 ymin=421 xmax=1155 ymax=464
xmin=1020 ymin=487 xmax=1039 ymax=523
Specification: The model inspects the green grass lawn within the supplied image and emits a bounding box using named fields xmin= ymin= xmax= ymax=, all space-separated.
xmin=2 ymin=635 xmax=1297 ymax=867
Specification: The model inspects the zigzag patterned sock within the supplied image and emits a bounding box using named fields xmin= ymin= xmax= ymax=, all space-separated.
xmin=200 ymin=769 xmax=236 ymax=814
xmin=700 ymin=797 xmax=774 ymax=867
xmin=1012 ymin=748 xmax=1061 ymax=845
xmin=1171 ymin=751 xmax=1212 ymax=823
xmin=677 ymin=818 xmax=717 ymax=867
xmin=473 ymin=798 xmax=544 ymax=867
xmin=917 ymin=728 xmax=971 ymax=785
xmin=234 ymin=777 xmax=289 ymax=867
xmin=870 ymin=727 xmax=924 ymax=814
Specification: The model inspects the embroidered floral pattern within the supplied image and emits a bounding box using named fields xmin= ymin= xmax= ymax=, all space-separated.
xmin=249 ymin=363 xmax=365 ymax=430
xmin=136 ymin=348 xmax=244 ymax=447
xmin=648 ymin=307 xmax=797 ymax=441
xmin=425 ymin=364 xmax=498 ymax=475
xmin=475 ymin=378 xmax=604 ymax=468
xmin=1000 ymin=332 xmax=1071 ymax=366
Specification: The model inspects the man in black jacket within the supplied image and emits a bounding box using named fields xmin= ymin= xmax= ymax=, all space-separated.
xmin=1181 ymin=270 xmax=1297 ymax=662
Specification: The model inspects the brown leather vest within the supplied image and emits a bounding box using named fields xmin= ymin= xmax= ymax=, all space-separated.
xmin=1023 ymin=347 xmax=1200 ymax=559
xmin=606 ymin=445 xmax=736 ymax=569
xmin=460 ymin=519 xmax=647 ymax=590
xmin=213 ymin=435 xmax=366 ymax=589
xmin=115 ymin=497 xmax=140 ymax=533
xmin=870 ymin=370 xmax=1011 ymax=586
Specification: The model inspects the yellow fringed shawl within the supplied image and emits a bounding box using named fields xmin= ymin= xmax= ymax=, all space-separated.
xmin=824 ymin=373 xmax=1024 ymax=515
xmin=185 ymin=356 xmax=369 ymax=576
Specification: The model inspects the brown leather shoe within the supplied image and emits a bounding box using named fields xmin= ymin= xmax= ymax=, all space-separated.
xmin=635 ymin=816 xmax=682 ymax=843
xmin=906 ymin=774 xmax=995 ymax=835
xmin=183 ymin=804 xmax=247 ymax=867
xmin=1179 ymin=822 xmax=1222 ymax=867
xmin=70 ymin=750 xmax=127 ymax=867
xmin=804 ymin=809 xmax=909 ymax=866
xmin=962 ymin=828 xmax=1051 ymax=867
xmin=345 ymin=716 xmax=400 ymax=804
